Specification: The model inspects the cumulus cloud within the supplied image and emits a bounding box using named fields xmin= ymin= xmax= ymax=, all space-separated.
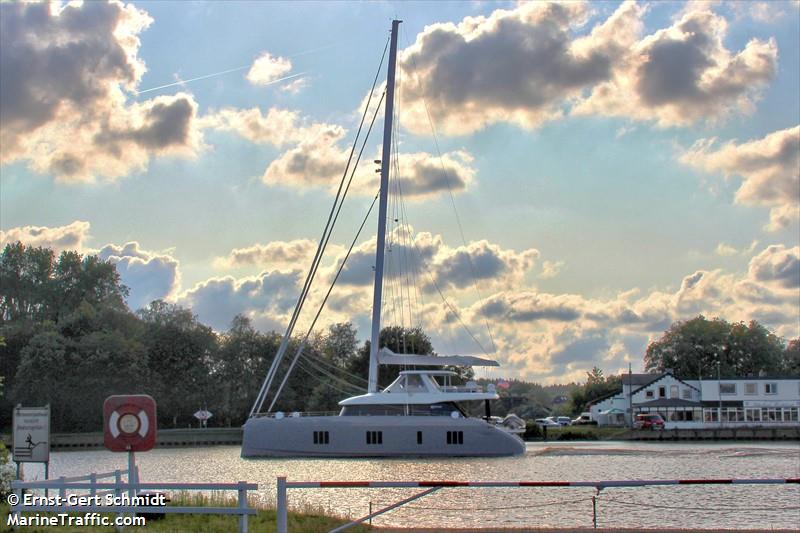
xmin=199 ymin=106 xmax=328 ymax=147
xmin=398 ymin=1 xmax=621 ymax=134
xmin=213 ymin=239 xmax=316 ymax=269
xmin=396 ymin=2 xmax=776 ymax=135
xmin=179 ymin=270 xmax=301 ymax=331
xmin=262 ymin=122 xmax=477 ymax=199
xmin=450 ymin=241 xmax=800 ymax=380
xmin=0 ymin=1 xmax=202 ymax=182
xmin=0 ymin=221 xmax=91 ymax=254
xmin=332 ymin=229 xmax=539 ymax=293
xmin=246 ymin=52 xmax=292 ymax=85
xmin=748 ymin=244 xmax=800 ymax=289
xmin=576 ymin=6 xmax=777 ymax=126
xmin=680 ymin=126 xmax=800 ymax=230
xmin=98 ymin=242 xmax=181 ymax=310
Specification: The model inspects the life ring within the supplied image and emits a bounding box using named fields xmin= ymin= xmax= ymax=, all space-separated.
xmin=108 ymin=407 xmax=150 ymax=438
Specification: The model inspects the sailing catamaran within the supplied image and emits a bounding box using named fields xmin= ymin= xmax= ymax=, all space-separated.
xmin=241 ymin=20 xmax=525 ymax=458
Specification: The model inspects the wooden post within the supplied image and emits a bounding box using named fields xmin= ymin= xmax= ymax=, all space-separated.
xmin=592 ymin=495 xmax=597 ymax=528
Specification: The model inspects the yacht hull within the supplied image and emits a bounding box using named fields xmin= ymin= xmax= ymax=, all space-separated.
xmin=241 ymin=415 xmax=525 ymax=457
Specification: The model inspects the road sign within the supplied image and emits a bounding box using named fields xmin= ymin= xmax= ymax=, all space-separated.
xmin=103 ymin=395 xmax=157 ymax=452
xmin=13 ymin=405 xmax=50 ymax=463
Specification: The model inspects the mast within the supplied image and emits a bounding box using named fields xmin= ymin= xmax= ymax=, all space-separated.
xmin=368 ymin=19 xmax=401 ymax=393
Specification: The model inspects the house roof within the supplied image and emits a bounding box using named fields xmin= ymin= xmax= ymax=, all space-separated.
xmin=621 ymin=373 xmax=664 ymax=386
xmin=631 ymin=373 xmax=700 ymax=395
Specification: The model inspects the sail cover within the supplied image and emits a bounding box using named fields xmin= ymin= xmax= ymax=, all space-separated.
xmin=378 ymin=348 xmax=499 ymax=367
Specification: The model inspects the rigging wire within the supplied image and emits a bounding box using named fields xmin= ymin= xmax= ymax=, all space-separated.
xmin=402 ymin=25 xmax=498 ymax=356
xmin=250 ymin=35 xmax=390 ymax=416
xmin=269 ymin=188 xmax=381 ymax=410
xmin=395 ymin=177 xmax=490 ymax=355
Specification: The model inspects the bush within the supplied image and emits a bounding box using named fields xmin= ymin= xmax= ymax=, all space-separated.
xmin=523 ymin=421 xmax=542 ymax=440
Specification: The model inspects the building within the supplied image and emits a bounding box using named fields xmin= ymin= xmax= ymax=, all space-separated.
xmin=589 ymin=373 xmax=800 ymax=428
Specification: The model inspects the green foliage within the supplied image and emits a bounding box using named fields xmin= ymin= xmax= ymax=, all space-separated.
xmin=570 ymin=366 xmax=622 ymax=413
xmin=645 ymin=315 xmax=788 ymax=379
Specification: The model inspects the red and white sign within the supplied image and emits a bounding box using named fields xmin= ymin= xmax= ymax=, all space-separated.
xmin=103 ymin=395 xmax=157 ymax=452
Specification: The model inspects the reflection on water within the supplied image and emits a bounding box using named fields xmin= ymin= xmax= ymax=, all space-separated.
xmin=26 ymin=441 xmax=800 ymax=529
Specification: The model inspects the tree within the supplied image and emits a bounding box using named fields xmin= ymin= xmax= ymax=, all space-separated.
xmin=782 ymin=339 xmax=800 ymax=374
xmin=645 ymin=316 xmax=787 ymax=379
xmin=570 ymin=366 xmax=622 ymax=413
xmin=212 ymin=315 xmax=280 ymax=426
xmin=137 ymin=300 xmax=218 ymax=428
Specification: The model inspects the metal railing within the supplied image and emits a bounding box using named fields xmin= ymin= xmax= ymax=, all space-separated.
xmin=275 ymin=476 xmax=800 ymax=533
xmin=11 ymin=474 xmax=258 ymax=533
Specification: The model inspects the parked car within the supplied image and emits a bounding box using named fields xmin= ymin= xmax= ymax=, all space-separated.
xmin=633 ymin=413 xmax=665 ymax=430
xmin=535 ymin=417 xmax=560 ymax=427
xmin=572 ymin=412 xmax=594 ymax=425
xmin=556 ymin=416 xmax=572 ymax=426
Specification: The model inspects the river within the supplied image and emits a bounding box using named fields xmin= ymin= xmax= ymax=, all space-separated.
xmin=21 ymin=441 xmax=800 ymax=530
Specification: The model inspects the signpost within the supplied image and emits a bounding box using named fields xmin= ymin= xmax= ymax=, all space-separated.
xmin=12 ymin=405 xmax=51 ymax=487
xmin=103 ymin=394 xmax=157 ymax=498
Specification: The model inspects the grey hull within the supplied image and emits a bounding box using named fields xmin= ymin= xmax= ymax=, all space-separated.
xmin=241 ymin=415 xmax=525 ymax=457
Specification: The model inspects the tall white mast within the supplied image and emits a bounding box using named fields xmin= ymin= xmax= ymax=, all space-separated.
xmin=368 ymin=19 xmax=401 ymax=393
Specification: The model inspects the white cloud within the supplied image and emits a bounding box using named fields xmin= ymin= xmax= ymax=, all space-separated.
xmin=747 ymin=244 xmax=800 ymax=289
xmin=98 ymin=242 xmax=181 ymax=310
xmin=0 ymin=221 xmax=91 ymax=254
xmin=213 ymin=239 xmax=317 ymax=269
xmin=394 ymin=2 xmax=777 ymax=135
xmin=680 ymin=126 xmax=800 ymax=230
xmin=178 ymin=270 xmax=302 ymax=331
xmin=332 ymin=228 xmax=539 ymax=293
xmin=0 ymin=1 xmax=203 ymax=182
xmin=715 ymin=243 xmax=738 ymax=256
xmin=246 ymin=52 xmax=292 ymax=85
xmin=262 ymin=123 xmax=477 ymax=199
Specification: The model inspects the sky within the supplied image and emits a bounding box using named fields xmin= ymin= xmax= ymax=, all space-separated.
xmin=1 ymin=0 xmax=799 ymax=384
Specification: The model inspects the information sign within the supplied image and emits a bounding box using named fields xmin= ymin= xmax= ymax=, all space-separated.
xmin=12 ymin=405 xmax=50 ymax=463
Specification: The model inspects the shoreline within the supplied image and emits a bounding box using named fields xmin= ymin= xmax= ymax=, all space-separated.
xmin=2 ymin=426 xmax=799 ymax=451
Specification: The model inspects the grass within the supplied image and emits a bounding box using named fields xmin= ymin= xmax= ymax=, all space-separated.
xmin=0 ymin=494 xmax=373 ymax=533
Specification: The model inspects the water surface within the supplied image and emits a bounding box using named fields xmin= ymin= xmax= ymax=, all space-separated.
xmin=24 ymin=441 xmax=800 ymax=529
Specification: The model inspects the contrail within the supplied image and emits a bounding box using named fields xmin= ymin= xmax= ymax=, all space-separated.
xmin=134 ymin=41 xmax=340 ymax=95
xmin=136 ymin=70 xmax=307 ymax=95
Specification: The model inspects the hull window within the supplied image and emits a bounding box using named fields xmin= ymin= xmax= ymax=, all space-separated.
xmin=366 ymin=431 xmax=383 ymax=445
xmin=313 ymin=431 xmax=329 ymax=444
xmin=417 ymin=431 xmax=423 ymax=444
xmin=447 ymin=431 xmax=464 ymax=445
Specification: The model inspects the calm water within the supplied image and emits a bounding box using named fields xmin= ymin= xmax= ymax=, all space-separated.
xmin=23 ymin=441 xmax=800 ymax=529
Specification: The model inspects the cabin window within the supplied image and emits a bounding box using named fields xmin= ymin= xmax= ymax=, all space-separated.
xmin=682 ymin=388 xmax=692 ymax=399
xmin=719 ymin=383 xmax=736 ymax=395
xmin=405 ymin=374 xmax=426 ymax=392
xmin=446 ymin=431 xmax=464 ymax=445
xmin=313 ymin=431 xmax=329 ymax=444
xmin=745 ymin=383 xmax=757 ymax=395
xmin=366 ymin=431 xmax=383 ymax=445
xmin=417 ymin=431 xmax=423 ymax=444
xmin=765 ymin=383 xmax=778 ymax=395
xmin=670 ymin=385 xmax=679 ymax=398
xmin=658 ymin=387 xmax=666 ymax=398
xmin=645 ymin=390 xmax=654 ymax=399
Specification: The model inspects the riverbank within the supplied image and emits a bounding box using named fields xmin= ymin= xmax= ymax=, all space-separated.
xmin=2 ymin=425 xmax=798 ymax=451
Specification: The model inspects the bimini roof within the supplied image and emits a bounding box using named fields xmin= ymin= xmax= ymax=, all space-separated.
xmin=378 ymin=348 xmax=500 ymax=367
